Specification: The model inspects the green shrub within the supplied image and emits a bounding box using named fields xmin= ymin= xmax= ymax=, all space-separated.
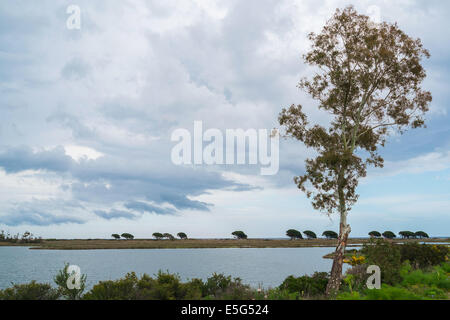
xmin=343 ymin=264 xmax=370 ymax=292
xmin=83 ymin=272 xmax=139 ymax=300
xmin=54 ymin=263 xmax=87 ymax=300
xmin=279 ymin=272 xmax=329 ymax=297
xmin=260 ymin=288 xmax=301 ymax=300
xmin=361 ymin=239 xmax=402 ymax=285
xmin=399 ymin=243 xmax=449 ymax=269
xmin=0 ymin=281 xmax=60 ymax=300
xmin=203 ymin=273 xmax=252 ymax=299
xmin=364 ymin=285 xmax=422 ymax=300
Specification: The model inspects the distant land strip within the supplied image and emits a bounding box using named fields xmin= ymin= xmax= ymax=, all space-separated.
xmin=0 ymin=238 xmax=449 ymax=250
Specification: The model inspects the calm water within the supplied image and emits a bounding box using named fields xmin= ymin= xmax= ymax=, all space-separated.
xmin=0 ymin=247 xmax=348 ymax=289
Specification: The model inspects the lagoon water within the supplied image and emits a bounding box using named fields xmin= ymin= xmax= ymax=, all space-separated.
xmin=0 ymin=246 xmax=349 ymax=290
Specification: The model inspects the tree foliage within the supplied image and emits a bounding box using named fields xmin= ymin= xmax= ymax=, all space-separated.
xmin=368 ymin=231 xmax=381 ymax=238
xmin=153 ymin=232 xmax=164 ymax=240
xmin=53 ymin=263 xmax=87 ymax=300
xmin=111 ymin=234 xmax=120 ymax=240
xmin=322 ymin=231 xmax=338 ymax=239
xmin=177 ymin=232 xmax=188 ymax=240
xmin=286 ymin=229 xmax=303 ymax=240
xmin=303 ymin=230 xmax=317 ymax=239
xmin=399 ymin=231 xmax=416 ymax=239
xmin=231 ymin=231 xmax=248 ymax=239
xmin=414 ymin=231 xmax=429 ymax=239
xmin=278 ymin=5 xmax=431 ymax=294
xmin=121 ymin=233 xmax=134 ymax=240
xmin=163 ymin=233 xmax=175 ymax=240
xmin=382 ymin=231 xmax=396 ymax=239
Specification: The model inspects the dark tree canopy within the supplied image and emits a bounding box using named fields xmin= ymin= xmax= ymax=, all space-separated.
xmin=399 ymin=231 xmax=416 ymax=239
xmin=121 ymin=233 xmax=134 ymax=240
xmin=163 ymin=233 xmax=175 ymax=240
xmin=369 ymin=231 xmax=381 ymax=238
xmin=382 ymin=231 xmax=396 ymax=239
xmin=177 ymin=232 xmax=188 ymax=240
xmin=303 ymin=230 xmax=317 ymax=239
xmin=111 ymin=234 xmax=120 ymax=240
xmin=286 ymin=229 xmax=303 ymax=240
xmin=279 ymin=7 xmax=431 ymax=217
xmin=153 ymin=232 xmax=164 ymax=240
xmin=231 ymin=231 xmax=248 ymax=239
xmin=415 ymin=231 xmax=429 ymax=239
xmin=322 ymin=231 xmax=338 ymax=239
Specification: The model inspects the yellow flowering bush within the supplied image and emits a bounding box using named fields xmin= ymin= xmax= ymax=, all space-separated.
xmin=343 ymin=255 xmax=366 ymax=266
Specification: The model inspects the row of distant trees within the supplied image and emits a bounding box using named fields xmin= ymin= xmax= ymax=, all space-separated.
xmin=111 ymin=230 xmax=431 ymax=241
xmin=0 ymin=230 xmax=43 ymax=244
xmin=111 ymin=232 xmax=188 ymax=240
xmin=285 ymin=230 xmax=338 ymax=240
xmin=369 ymin=231 xmax=429 ymax=239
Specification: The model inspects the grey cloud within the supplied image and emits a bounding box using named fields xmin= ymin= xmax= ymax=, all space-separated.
xmin=93 ymin=209 xmax=137 ymax=220
xmin=0 ymin=210 xmax=84 ymax=226
xmin=61 ymin=58 xmax=91 ymax=80
xmin=0 ymin=145 xmax=73 ymax=173
xmin=124 ymin=201 xmax=175 ymax=215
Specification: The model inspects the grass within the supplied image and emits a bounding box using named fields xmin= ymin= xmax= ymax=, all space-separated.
xmin=0 ymin=237 xmax=448 ymax=250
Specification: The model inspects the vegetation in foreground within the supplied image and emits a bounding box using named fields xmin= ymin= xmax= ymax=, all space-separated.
xmin=1 ymin=241 xmax=448 ymax=300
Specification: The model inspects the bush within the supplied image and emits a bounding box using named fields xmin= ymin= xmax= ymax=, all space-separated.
xmin=361 ymin=239 xmax=402 ymax=285
xmin=0 ymin=281 xmax=60 ymax=300
xmin=54 ymin=263 xmax=87 ymax=300
xmin=203 ymin=273 xmax=252 ymax=299
xmin=83 ymin=272 xmax=139 ymax=300
xmin=279 ymin=272 xmax=329 ymax=297
xmin=343 ymin=265 xmax=370 ymax=293
xmin=399 ymin=243 xmax=449 ymax=269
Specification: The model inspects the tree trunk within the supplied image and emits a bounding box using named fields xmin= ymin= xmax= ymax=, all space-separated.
xmin=325 ymin=167 xmax=351 ymax=296
xmin=325 ymin=220 xmax=351 ymax=296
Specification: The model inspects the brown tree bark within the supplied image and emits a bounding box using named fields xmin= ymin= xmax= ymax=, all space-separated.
xmin=325 ymin=221 xmax=350 ymax=295
xmin=325 ymin=168 xmax=351 ymax=296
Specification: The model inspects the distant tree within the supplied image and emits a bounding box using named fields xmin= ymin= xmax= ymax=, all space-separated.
xmin=382 ymin=231 xmax=396 ymax=239
xmin=163 ymin=233 xmax=175 ymax=240
xmin=121 ymin=233 xmax=134 ymax=240
xmin=231 ymin=231 xmax=247 ymax=239
xmin=153 ymin=232 xmax=164 ymax=240
xmin=415 ymin=231 xmax=429 ymax=239
xmin=111 ymin=234 xmax=120 ymax=240
xmin=322 ymin=231 xmax=338 ymax=239
xmin=303 ymin=230 xmax=317 ymax=239
xmin=286 ymin=229 xmax=303 ymax=240
xmin=177 ymin=232 xmax=188 ymax=240
xmin=368 ymin=231 xmax=381 ymax=238
xmin=399 ymin=231 xmax=416 ymax=239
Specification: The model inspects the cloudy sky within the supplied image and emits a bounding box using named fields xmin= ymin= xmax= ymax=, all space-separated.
xmin=0 ymin=0 xmax=449 ymax=239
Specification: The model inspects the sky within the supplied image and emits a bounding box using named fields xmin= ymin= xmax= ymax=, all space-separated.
xmin=0 ymin=0 xmax=449 ymax=239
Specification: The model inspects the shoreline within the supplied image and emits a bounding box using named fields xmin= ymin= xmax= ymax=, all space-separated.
xmin=1 ymin=237 xmax=448 ymax=250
